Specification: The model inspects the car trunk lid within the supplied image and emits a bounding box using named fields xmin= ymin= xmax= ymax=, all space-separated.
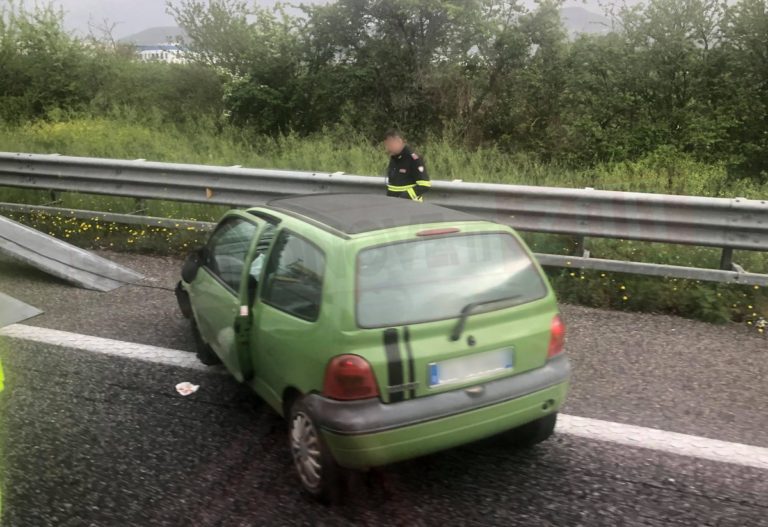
xmin=354 ymin=230 xmax=557 ymax=402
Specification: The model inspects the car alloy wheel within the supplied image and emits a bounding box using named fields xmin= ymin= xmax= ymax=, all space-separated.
xmin=290 ymin=411 xmax=323 ymax=491
xmin=288 ymin=398 xmax=350 ymax=503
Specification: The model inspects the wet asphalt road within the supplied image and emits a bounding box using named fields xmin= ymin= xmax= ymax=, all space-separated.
xmin=1 ymin=252 xmax=766 ymax=447
xmin=0 ymin=251 xmax=767 ymax=525
xmin=2 ymin=339 xmax=767 ymax=527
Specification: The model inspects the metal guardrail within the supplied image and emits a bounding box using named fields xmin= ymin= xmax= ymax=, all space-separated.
xmin=0 ymin=292 xmax=42 ymax=328
xmin=0 ymin=202 xmax=214 ymax=231
xmin=1 ymin=152 xmax=767 ymax=285
xmin=4 ymin=203 xmax=767 ymax=286
xmin=0 ymin=214 xmax=143 ymax=291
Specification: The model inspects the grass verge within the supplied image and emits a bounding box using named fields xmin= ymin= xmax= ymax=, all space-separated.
xmin=0 ymin=118 xmax=766 ymax=330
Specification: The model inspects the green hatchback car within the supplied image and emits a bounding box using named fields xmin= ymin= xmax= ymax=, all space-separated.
xmin=176 ymin=194 xmax=569 ymax=501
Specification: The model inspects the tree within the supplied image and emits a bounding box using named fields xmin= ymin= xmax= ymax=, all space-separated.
xmin=560 ymin=0 xmax=731 ymax=164
xmin=0 ymin=1 xmax=105 ymax=120
xmin=478 ymin=0 xmax=569 ymax=157
xmin=169 ymin=0 xmax=306 ymax=133
xmin=719 ymin=0 xmax=768 ymax=179
xmin=300 ymin=0 xmax=490 ymax=138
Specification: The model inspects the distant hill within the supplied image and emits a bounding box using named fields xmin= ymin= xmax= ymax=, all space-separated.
xmin=561 ymin=6 xmax=611 ymax=36
xmin=121 ymin=8 xmax=608 ymax=47
xmin=120 ymin=26 xmax=187 ymax=45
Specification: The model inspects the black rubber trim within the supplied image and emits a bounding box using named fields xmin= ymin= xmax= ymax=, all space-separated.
xmin=383 ymin=328 xmax=404 ymax=403
xmin=245 ymin=210 xmax=282 ymax=225
xmin=306 ymin=354 xmax=570 ymax=436
xmin=403 ymin=326 xmax=416 ymax=399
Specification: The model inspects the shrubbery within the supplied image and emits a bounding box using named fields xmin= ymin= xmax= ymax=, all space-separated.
xmin=0 ymin=0 xmax=767 ymax=328
xmin=0 ymin=2 xmax=223 ymax=125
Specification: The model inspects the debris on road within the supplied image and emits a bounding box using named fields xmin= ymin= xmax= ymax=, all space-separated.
xmin=175 ymin=382 xmax=199 ymax=396
xmin=0 ymin=291 xmax=42 ymax=328
xmin=755 ymin=317 xmax=766 ymax=335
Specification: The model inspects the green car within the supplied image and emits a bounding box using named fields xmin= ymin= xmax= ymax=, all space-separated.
xmin=176 ymin=194 xmax=569 ymax=501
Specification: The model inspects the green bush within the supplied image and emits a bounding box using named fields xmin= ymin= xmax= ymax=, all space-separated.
xmin=0 ymin=2 xmax=224 ymax=126
xmin=1 ymin=0 xmax=767 ymax=330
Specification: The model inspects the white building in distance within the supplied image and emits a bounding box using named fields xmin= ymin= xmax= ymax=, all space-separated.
xmin=136 ymin=44 xmax=186 ymax=64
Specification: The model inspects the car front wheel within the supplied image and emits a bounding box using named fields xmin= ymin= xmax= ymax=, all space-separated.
xmin=288 ymin=397 xmax=346 ymax=503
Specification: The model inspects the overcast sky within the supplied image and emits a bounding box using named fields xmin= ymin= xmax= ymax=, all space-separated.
xmin=27 ymin=0 xmax=614 ymax=39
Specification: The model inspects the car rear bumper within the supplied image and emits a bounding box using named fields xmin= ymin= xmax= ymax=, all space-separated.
xmin=306 ymin=355 xmax=570 ymax=469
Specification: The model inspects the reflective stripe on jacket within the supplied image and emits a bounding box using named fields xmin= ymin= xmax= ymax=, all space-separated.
xmin=386 ymin=145 xmax=431 ymax=201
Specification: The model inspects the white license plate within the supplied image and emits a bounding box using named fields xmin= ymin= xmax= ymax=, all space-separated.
xmin=429 ymin=348 xmax=514 ymax=387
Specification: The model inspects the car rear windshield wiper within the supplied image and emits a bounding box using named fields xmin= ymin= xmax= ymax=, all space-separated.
xmin=450 ymin=295 xmax=522 ymax=342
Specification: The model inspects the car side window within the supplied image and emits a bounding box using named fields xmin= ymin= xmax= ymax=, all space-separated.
xmin=205 ymin=218 xmax=259 ymax=292
xmin=261 ymin=230 xmax=325 ymax=321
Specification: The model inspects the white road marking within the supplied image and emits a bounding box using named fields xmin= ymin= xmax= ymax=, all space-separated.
xmin=0 ymin=323 xmax=219 ymax=373
xmin=2 ymin=323 xmax=768 ymax=472
xmin=557 ymin=414 xmax=768 ymax=471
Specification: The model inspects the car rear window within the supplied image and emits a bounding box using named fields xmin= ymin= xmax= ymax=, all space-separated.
xmin=356 ymin=232 xmax=548 ymax=328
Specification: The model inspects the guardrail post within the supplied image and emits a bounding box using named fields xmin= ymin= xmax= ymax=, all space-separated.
xmin=133 ymin=198 xmax=147 ymax=215
xmin=572 ymin=235 xmax=590 ymax=258
xmin=719 ymin=247 xmax=734 ymax=271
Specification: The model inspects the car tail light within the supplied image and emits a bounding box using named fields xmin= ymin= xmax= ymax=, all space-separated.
xmin=323 ymin=355 xmax=380 ymax=400
xmin=547 ymin=315 xmax=566 ymax=359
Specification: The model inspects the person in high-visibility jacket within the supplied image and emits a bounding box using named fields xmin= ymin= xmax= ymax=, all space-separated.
xmin=383 ymin=129 xmax=431 ymax=201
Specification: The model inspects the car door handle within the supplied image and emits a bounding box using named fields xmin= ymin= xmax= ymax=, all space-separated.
xmin=465 ymin=386 xmax=485 ymax=396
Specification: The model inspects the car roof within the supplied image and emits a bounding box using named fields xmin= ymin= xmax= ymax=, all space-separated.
xmin=263 ymin=193 xmax=485 ymax=236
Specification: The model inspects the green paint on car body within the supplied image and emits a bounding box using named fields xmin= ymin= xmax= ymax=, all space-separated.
xmin=181 ymin=195 xmax=570 ymax=477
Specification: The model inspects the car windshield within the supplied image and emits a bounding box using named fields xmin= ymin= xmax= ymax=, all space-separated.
xmin=357 ymin=232 xmax=547 ymax=328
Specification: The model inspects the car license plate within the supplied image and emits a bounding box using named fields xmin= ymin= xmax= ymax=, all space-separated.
xmin=429 ymin=348 xmax=514 ymax=387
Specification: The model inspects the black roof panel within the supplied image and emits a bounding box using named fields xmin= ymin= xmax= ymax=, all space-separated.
xmin=265 ymin=193 xmax=484 ymax=235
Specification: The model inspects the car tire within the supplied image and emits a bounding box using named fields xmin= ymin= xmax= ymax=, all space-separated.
xmin=288 ymin=397 xmax=346 ymax=504
xmin=191 ymin=320 xmax=221 ymax=366
xmin=175 ymin=281 xmax=193 ymax=319
xmin=509 ymin=412 xmax=558 ymax=448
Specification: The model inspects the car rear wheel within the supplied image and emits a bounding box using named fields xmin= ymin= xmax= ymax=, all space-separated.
xmin=288 ymin=397 xmax=346 ymax=503
xmin=191 ymin=320 xmax=221 ymax=366
xmin=508 ymin=412 xmax=557 ymax=448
